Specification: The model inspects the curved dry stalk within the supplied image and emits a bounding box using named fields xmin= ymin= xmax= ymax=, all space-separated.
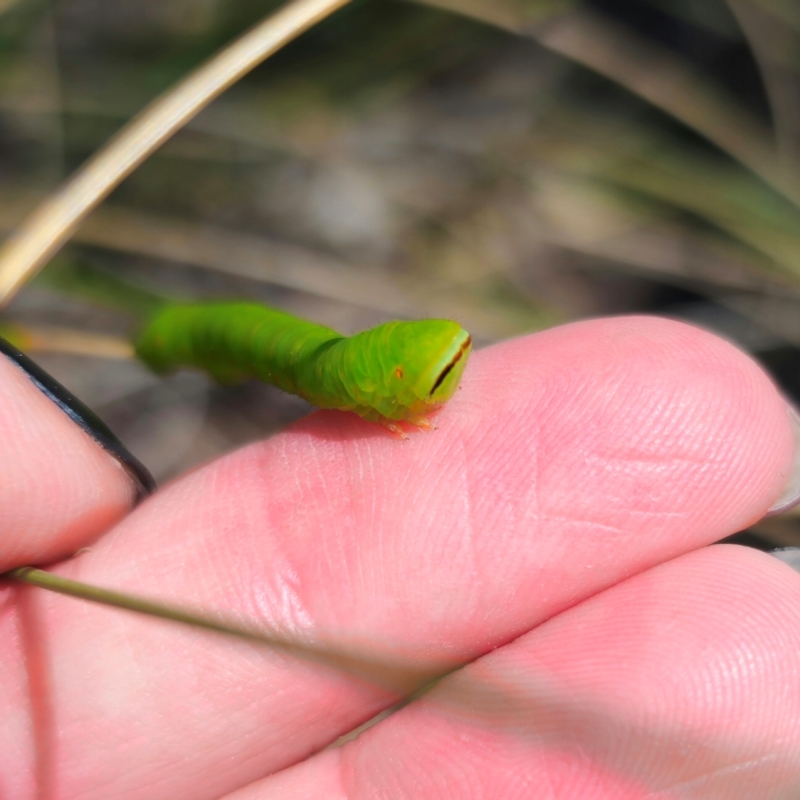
xmin=532 ymin=129 xmax=800 ymax=278
xmin=744 ymin=0 xmax=800 ymax=30
xmin=0 ymin=0 xmax=23 ymax=14
xmin=0 ymin=0 xmax=354 ymax=308
xmin=0 ymin=322 xmax=134 ymax=359
xmin=418 ymin=0 xmax=800 ymax=208
xmin=726 ymin=0 xmax=800 ymax=165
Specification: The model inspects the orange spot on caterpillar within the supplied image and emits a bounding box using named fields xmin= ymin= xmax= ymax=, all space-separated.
xmin=395 ymin=367 xmax=404 ymax=379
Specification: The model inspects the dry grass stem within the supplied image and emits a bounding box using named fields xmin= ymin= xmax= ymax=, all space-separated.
xmin=419 ymin=0 xmax=800 ymax=207
xmin=3 ymin=324 xmax=134 ymax=359
xmin=0 ymin=0 xmax=23 ymax=14
xmin=533 ymin=9 xmax=797 ymax=204
xmin=726 ymin=0 xmax=800 ymax=165
xmin=5 ymin=566 xmax=434 ymax=696
xmin=0 ymin=0 xmax=353 ymax=307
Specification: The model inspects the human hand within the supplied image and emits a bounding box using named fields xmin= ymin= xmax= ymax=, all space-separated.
xmin=2 ymin=315 xmax=799 ymax=799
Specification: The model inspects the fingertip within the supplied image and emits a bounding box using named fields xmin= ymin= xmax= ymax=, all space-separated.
xmin=460 ymin=316 xmax=794 ymax=534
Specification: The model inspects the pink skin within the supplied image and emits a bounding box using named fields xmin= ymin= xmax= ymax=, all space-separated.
xmin=0 ymin=356 xmax=136 ymax=570
xmin=1 ymin=315 xmax=799 ymax=800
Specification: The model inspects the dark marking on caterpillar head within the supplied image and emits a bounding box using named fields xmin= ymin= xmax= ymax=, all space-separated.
xmin=430 ymin=336 xmax=472 ymax=396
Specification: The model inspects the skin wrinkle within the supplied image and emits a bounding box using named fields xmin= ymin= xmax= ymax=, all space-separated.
xmin=16 ymin=585 xmax=56 ymax=800
xmin=540 ymin=516 xmax=629 ymax=540
xmin=543 ymin=495 xmax=687 ymax=538
xmin=513 ymin=414 xmax=544 ymax=562
xmin=594 ymin=455 xmax=714 ymax=470
xmin=621 ymin=509 xmax=686 ymax=520
xmin=350 ymin=445 xmax=373 ymax=611
xmin=249 ymin=544 xmax=313 ymax=637
xmin=598 ymin=395 xmax=720 ymax=473
xmin=426 ymin=437 xmax=479 ymax=628
xmin=649 ymin=752 xmax=784 ymax=798
xmin=370 ymin=443 xmax=399 ymax=611
xmin=623 ymin=344 xmax=736 ymax=468
xmin=307 ymin=440 xmax=350 ymax=611
xmin=576 ymin=376 xmax=752 ymax=521
xmin=392 ymin=463 xmax=454 ymax=632
xmin=247 ymin=461 xmax=317 ymax=637
xmin=460 ymin=449 xmax=533 ymax=628
xmin=354 ymin=439 xmax=399 ymax=627
xmin=467 ymin=403 xmax=531 ymax=530
xmin=452 ymin=434 xmax=479 ymax=611
xmin=195 ymin=499 xmax=243 ymax=608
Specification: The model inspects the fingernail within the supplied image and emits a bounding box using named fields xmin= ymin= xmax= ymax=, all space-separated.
xmin=770 ymin=548 xmax=800 ymax=574
xmin=0 ymin=335 xmax=156 ymax=500
xmin=767 ymin=404 xmax=800 ymax=516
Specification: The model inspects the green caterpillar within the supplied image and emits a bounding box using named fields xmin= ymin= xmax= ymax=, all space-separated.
xmin=135 ymin=302 xmax=471 ymax=435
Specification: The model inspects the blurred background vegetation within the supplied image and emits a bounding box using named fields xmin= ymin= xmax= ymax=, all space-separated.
xmin=1 ymin=0 xmax=799 ymax=547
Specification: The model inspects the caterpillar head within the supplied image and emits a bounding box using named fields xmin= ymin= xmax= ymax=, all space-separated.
xmin=417 ymin=323 xmax=472 ymax=404
xmin=377 ymin=320 xmax=472 ymax=420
